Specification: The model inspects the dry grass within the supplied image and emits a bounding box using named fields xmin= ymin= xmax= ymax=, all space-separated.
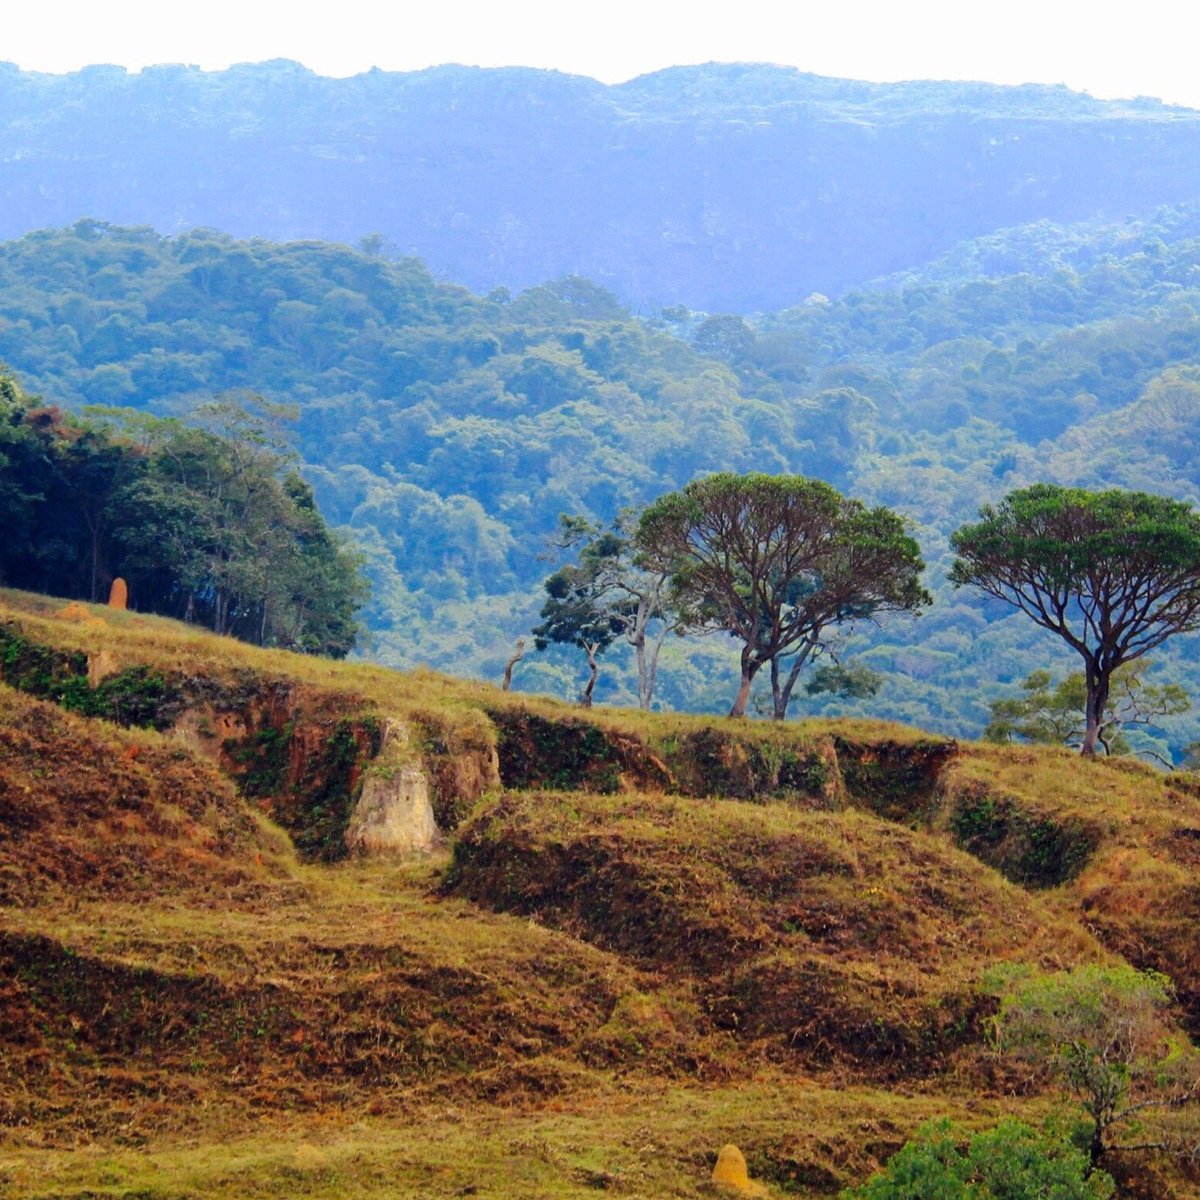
xmin=0 ymin=683 xmax=292 ymax=906
xmin=0 ymin=1077 xmax=1021 ymax=1199
xmin=447 ymin=789 xmax=1106 ymax=1079
xmin=0 ymin=588 xmax=943 ymax=761
xmin=933 ymin=744 xmax=1200 ymax=1036
xmin=6 ymin=588 xmax=1200 ymax=1197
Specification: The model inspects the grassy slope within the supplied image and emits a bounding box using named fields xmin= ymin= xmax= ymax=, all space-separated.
xmin=1 ymin=589 xmax=1199 ymax=1198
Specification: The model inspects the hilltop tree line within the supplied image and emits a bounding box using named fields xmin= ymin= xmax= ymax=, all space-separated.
xmin=0 ymin=375 xmax=365 ymax=655
xmin=534 ymin=475 xmax=1200 ymax=758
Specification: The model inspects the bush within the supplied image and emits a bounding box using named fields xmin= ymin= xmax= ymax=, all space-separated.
xmin=841 ymin=1118 xmax=1114 ymax=1198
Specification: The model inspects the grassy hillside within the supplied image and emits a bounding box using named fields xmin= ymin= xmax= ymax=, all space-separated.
xmin=2 ymin=587 xmax=1199 ymax=1197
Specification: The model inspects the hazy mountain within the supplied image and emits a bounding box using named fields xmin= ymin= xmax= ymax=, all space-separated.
xmin=3 ymin=60 xmax=1199 ymax=310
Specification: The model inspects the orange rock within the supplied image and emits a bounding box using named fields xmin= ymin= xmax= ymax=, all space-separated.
xmin=55 ymin=602 xmax=91 ymax=621
xmin=712 ymin=1144 xmax=770 ymax=1196
xmin=108 ymin=577 xmax=128 ymax=610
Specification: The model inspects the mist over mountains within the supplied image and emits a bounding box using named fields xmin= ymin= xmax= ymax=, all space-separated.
xmin=3 ymin=59 xmax=1200 ymax=310
xmin=4 ymin=59 xmax=1200 ymax=751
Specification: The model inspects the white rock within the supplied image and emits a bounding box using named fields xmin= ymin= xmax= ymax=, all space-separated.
xmin=344 ymin=722 xmax=441 ymax=857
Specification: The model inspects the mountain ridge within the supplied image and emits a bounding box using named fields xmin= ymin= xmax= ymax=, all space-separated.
xmin=4 ymin=60 xmax=1200 ymax=310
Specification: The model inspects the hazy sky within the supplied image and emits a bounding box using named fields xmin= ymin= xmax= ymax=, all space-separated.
xmin=7 ymin=0 xmax=1198 ymax=109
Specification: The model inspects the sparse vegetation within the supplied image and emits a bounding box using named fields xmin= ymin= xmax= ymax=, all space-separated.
xmin=5 ymin=590 xmax=1200 ymax=1198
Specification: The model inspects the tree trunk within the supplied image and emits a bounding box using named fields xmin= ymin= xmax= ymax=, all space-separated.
xmin=631 ymin=596 xmax=669 ymax=710
xmin=502 ymin=639 xmax=526 ymax=691
xmin=214 ymin=589 xmax=230 ymax=635
xmin=771 ymin=636 xmax=820 ymax=719
xmin=89 ymin=524 xmax=101 ymax=603
xmin=1081 ymin=663 xmax=1111 ymax=757
xmin=581 ymin=642 xmax=599 ymax=707
xmin=1087 ymin=1120 xmax=1104 ymax=1173
xmin=729 ymin=649 xmax=761 ymax=718
xmin=643 ymin=625 xmax=667 ymax=711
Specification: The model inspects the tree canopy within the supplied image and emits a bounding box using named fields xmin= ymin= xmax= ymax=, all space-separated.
xmin=636 ymin=473 xmax=929 ymax=717
xmin=0 ymin=376 xmax=366 ymax=656
xmin=986 ymin=964 xmax=1200 ymax=1170
xmin=951 ymin=485 xmax=1200 ymax=755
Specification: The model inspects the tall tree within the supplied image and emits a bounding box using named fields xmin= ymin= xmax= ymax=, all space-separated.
xmin=951 ymin=485 xmax=1200 ymax=756
xmin=543 ymin=513 xmax=676 ymax=710
xmin=532 ymin=558 xmax=626 ymax=707
xmin=636 ymin=473 xmax=928 ymax=718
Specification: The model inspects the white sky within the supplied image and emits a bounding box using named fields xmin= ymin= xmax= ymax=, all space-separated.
xmin=5 ymin=0 xmax=1198 ymax=110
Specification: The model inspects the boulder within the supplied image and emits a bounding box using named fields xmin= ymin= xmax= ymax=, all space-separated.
xmin=712 ymin=1143 xmax=770 ymax=1196
xmin=344 ymin=721 xmax=441 ymax=858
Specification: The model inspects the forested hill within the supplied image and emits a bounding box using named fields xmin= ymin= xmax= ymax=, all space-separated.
xmin=5 ymin=214 xmax=1200 ymax=759
xmin=3 ymin=60 xmax=1200 ymax=310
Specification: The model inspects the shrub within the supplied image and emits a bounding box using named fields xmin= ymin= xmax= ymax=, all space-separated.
xmin=985 ymin=963 xmax=1200 ymax=1168
xmin=841 ymin=1118 xmax=1113 ymax=1199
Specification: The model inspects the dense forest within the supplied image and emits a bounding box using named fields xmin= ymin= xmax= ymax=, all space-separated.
xmin=3 ymin=209 xmax=1200 ymax=758
xmin=3 ymin=62 xmax=1200 ymax=310
xmin=0 ymin=372 xmax=364 ymax=655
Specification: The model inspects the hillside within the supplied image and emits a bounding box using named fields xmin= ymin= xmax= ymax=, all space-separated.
xmin=4 ymin=218 xmax=1200 ymax=756
xmin=3 ymin=587 xmax=1200 ymax=1197
xmin=2 ymin=62 xmax=1200 ymax=310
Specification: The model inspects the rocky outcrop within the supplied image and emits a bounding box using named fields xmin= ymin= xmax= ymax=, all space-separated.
xmin=344 ymin=721 xmax=442 ymax=858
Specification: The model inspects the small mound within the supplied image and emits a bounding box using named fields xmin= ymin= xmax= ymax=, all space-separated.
xmin=0 ymin=683 xmax=284 ymax=904
xmin=445 ymin=789 xmax=1100 ymax=1075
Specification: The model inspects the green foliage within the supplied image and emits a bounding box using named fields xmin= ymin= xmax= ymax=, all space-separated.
xmin=952 ymin=485 xmax=1200 ymax=754
xmin=487 ymin=710 xmax=624 ymax=793
xmin=227 ymin=723 xmax=295 ymax=799
xmin=0 ymin=375 xmax=365 ymax=656
xmin=532 ymin=560 xmax=628 ymax=708
xmin=948 ymin=793 xmax=1097 ymax=888
xmin=985 ymin=661 xmax=1190 ymax=762
xmin=806 ymin=661 xmax=884 ymax=700
xmin=985 ymin=964 xmax=1200 ymax=1166
xmin=637 ymin=473 xmax=928 ymax=717
xmin=0 ymin=621 xmax=181 ymax=729
xmin=841 ymin=1117 xmax=1113 ymax=1199
xmin=8 ymin=216 xmax=1200 ymax=749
